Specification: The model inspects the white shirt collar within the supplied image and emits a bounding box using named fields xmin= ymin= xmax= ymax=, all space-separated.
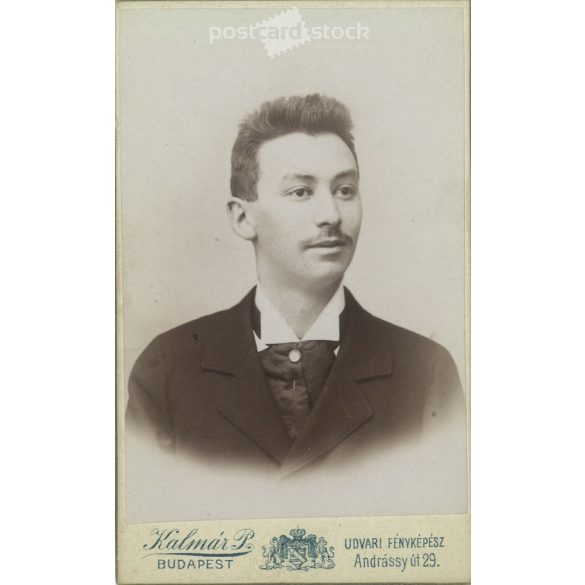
xmin=253 ymin=284 xmax=345 ymax=351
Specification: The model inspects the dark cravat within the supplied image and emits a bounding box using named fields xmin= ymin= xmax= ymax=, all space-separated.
xmin=258 ymin=340 xmax=338 ymax=441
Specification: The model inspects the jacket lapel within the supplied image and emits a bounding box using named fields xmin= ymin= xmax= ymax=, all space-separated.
xmin=279 ymin=290 xmax=393 ymax=475
xmin=196 ymin=289 xmax=292 ymax=464
xmin=194 ymin=288 xmax=394 ymax=472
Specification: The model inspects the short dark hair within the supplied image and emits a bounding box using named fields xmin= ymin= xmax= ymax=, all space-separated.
xmin=230 ymin=94 xmax=358 ymax=201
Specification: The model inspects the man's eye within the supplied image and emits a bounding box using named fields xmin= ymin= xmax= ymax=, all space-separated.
xmin=334 ymin=185 xmax=357 ymax=199
xmin=287 ymin=187 xmax=312 ymax=199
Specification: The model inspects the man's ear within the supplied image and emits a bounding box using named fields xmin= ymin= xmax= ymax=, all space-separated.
xmin=226 ymin=197 xmax=257 ymax=241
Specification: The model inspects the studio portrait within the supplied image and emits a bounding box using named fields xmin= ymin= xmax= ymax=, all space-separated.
xmin=118 ymin=4 xmax=468 ymax=523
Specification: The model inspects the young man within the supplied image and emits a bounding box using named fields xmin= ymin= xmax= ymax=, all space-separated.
xmin=126 ymin=94 xmax=466 ymax=478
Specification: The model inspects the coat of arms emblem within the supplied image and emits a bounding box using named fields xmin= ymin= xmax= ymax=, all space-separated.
xmin=260 ymin=528 xmax=335 ymax=571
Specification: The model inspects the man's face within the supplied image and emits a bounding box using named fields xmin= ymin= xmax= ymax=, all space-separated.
xmin=247 ymin=132 xmax=362 ymax=290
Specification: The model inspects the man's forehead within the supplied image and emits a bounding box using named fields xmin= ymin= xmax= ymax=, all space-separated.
xmin=257 ymin=132 xmax=357 ymax=181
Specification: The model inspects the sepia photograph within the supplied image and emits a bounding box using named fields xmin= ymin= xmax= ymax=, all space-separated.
xmin=117 ymin=0 xmax=470 ymax=581
xmin=7 ymin=1 xmax=585 ymax=584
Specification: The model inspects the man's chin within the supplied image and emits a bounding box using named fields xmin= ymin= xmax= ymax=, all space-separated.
xmin=299 ymin=264 xmax=348 ymax=290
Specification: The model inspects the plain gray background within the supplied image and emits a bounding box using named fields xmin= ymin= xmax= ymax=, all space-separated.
xmin=119 ymin=4 xmax=466 ymax=391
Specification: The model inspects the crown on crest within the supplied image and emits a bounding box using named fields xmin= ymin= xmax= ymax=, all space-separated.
xmin=290 ymin=528 xmax=306 ymax=539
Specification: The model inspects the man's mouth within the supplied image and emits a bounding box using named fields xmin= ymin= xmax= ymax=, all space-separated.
xmin=306 ymin=237 xmax=349 ymax=249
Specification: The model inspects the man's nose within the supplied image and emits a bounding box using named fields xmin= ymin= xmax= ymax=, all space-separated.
xmin=312 ymin=190 xmax=341 ymax=226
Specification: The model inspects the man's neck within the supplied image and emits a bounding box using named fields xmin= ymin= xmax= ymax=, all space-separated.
xmin=257 ymin=276 xmax=342 ymax=339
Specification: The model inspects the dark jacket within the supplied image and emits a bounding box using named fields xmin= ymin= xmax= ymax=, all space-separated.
xmin=126 ymin=288 xmax=465 ymax=477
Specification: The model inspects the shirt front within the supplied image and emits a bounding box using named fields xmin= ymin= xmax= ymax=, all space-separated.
xmin=253 ymin=284 xmax=345 ymax=440
xmin=253 ymin=284 xmax=345 ymax=352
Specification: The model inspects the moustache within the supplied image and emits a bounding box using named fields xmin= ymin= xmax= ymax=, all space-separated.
xmin=303 ymin=229 xmax=353 ymax=249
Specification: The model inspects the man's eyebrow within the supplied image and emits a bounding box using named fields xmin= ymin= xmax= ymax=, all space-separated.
xmin=279 ymin=170 xmax=359 ymax=185
xmin=279 ymin=173 xmax=316 ymax=183
xmin=331 ymin=169 xmax=359 ymax=182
